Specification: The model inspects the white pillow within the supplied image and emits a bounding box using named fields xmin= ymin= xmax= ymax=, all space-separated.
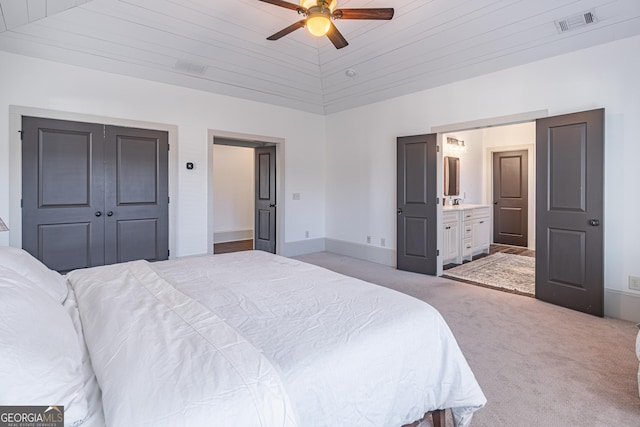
xmin=0 ymin=246 xmax=68 ymax=303
xmin=0 ymin=267 xmax=88 ymax=426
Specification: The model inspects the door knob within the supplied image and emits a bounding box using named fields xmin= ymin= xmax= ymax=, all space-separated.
xmin=95 ymin=211 xmax=102 ymax=217
xmin=107 ymin=211 xmax=114 ymax=217
xmin=397 ymin=208 xmax=403 ymax=215
xmin=588 ymin=219 xmax=600 ymax=226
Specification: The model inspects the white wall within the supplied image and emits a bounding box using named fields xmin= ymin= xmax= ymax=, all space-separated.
xmin=443 ymin=130 xmax=484 ymax=205
xmin=325 ymin=35 xmax=640 ymax=314
xmin=212 ymin=145 xmax=254 ymax=242
xmin=0 ymin=50 xmax=326 ymax=256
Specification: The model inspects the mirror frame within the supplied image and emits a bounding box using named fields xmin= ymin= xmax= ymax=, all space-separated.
xmin=444 ymin=156 xmax=460 ymax=196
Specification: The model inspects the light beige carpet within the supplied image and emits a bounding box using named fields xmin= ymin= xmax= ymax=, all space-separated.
xmin=444 ymin=253 xmax=535 ymax=296
xmin=293 ymin=252 xmax=640 ymax=427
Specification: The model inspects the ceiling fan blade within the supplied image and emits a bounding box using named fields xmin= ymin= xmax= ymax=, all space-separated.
xmin=333 ymin=8 xmax=394 ymax=20
xmin=267 ymin=20 xmax=306 ymax=40
xmin=326 ymin=22 xmax=348 ymax=49
xmin=258 ymin=0 xmax=304 ymax=12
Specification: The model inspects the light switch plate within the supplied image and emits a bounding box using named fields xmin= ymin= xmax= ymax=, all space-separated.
xmin=629 ymin=276 xmax=640 ymax=291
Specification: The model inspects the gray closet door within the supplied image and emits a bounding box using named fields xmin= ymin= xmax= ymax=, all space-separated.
xmin=22 ymin=117 xmax=169 ymax=272
xmin=104 ymin=126 xmax=169 ymax=264
xmin=22 ymin=117 xmax=106 ymax=272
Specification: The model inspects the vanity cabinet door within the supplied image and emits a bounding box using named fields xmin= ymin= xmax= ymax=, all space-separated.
xmin=472 ymin=218 xmax=490 ymax=250
xmin=443 ymin=220 xmax=460 ymax=264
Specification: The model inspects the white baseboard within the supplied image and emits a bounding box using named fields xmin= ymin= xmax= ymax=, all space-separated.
xmin=325 ymin=238 xmax=396 ymax=267
xmin=605 ymin=289 xmax=640 ymax=323
xmin=279 ymin=238 xmax=326 ymax=257
xmin=214 ymin=230 xmax=253 ymax=243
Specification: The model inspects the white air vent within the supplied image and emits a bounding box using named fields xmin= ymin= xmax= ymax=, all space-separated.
xmin=555 ymin=10 xmax=597 ymax=33
xmin=174 ymin=60 xmax=208 ymax=75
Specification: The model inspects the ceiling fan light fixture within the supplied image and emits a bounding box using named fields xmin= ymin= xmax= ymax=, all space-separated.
xmin=306 ymin=14 xmax=331 ymax=37
xmin=263 ymin=0 xmax=393 ymax=49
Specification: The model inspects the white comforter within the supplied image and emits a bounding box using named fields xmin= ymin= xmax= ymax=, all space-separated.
xmin=68 ymin=251 xmax=486 ymax=427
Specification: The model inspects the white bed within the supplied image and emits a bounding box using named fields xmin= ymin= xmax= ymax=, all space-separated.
xmin=0 ymin=247 xmax=486 ymax=427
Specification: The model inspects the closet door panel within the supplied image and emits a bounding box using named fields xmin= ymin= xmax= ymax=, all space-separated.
xmin=116 ymin=218 xmax=160 ymax=262
xmin=22 ymin=116 xmax=105 ymax=272
xmin=104 ymin=126 xmax=169 ymax=265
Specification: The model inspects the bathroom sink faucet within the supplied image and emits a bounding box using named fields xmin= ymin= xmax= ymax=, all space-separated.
xmin=453 ymin=198 xmax=462 ymax=205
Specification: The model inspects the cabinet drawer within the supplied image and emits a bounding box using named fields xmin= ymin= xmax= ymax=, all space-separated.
xmin=471 ymin=207 xmax=490 ymax=219
xmin=462 ymin=210 xmax=474 ymax=221
xmin=464 ymin=224 xmax=472 ymax=238
xmin=462 ymin=239 xmax=473 ymax=256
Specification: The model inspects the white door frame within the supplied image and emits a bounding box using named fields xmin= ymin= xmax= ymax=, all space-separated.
xmin=207 ymin=129 xmax=285 ymax=255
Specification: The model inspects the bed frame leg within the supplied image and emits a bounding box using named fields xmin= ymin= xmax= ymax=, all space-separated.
xmin=431 ymin=409 xmax=445 ymax=427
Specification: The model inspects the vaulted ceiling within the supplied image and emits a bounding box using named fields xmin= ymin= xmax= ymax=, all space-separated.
xmin=1 ymin=0 xmax=639 ymax=114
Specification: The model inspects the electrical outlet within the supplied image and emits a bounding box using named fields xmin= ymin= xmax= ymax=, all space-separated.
xmin=305 ymin=231 xmax=309 ymax=239
xmin=629 ymin=276 xmax=640 ymax=291
xmin=380 ymin=238 xmax=386 ymax=247
xmin=366 ymin=236 xmax=371 ymax=244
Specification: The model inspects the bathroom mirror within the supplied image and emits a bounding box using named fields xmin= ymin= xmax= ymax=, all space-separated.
xmin=444 ymin=156 xmax=460 ymax=196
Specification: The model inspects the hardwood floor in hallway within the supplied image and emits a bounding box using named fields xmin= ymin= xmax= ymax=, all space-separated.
xmin=488 ymin=243 xmax=535 ymax=258
xmin=214 ymin=239 xmax=254 ymax=254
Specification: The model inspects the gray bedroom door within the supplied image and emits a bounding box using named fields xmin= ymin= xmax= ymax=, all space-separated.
xmin=536 ymin=109 xmax=604 ymax=316
xmin=22 ymin=116 xmax=169 ymax=272
xmin=493 ymin=150 xmax=528 ymax=247
xmin=397 ymin=134 xmax=438 ymax=275
xmin=254 ymin=146 xmax=276 ymax=253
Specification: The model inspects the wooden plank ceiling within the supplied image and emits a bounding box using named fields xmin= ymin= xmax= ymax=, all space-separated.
xmin=1 ymin=0 xmax=639 ymax=114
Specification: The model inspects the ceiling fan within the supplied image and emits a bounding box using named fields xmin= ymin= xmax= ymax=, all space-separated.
xmin=259 ymin=0 xmax=394 ymax=49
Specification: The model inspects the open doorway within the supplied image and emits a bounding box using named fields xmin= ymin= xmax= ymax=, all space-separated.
xmin=212 ymin=144 xmax=255 ymax=254
xmin=211 ymin=136 xmax=279 ymax=255
xmin=440 ymin=122 xmax=537 ymax=296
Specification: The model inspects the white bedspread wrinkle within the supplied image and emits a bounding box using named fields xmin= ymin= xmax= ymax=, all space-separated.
xmin=153 ymin=251 xmax=486 ymax=427
xmin=67 ymin=260 xmax=297 ymax=427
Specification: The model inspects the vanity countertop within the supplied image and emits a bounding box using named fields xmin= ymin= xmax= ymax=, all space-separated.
xmin=443 ymin=204 xmax=490 ymax=210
